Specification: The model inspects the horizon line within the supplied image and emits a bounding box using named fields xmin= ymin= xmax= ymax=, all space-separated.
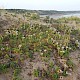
xmin=0 ymin=8 xmax=80 ymax=12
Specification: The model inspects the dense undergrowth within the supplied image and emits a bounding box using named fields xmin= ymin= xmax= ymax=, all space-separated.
xmin=0 ymin=11 xmax=80 ymax=80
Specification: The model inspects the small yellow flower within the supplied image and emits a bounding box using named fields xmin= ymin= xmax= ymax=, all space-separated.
xmin=44 ymin=49 xmax=47 ymax=52
xmin=66 ymin=46 xmax=68 ymax=49
xmin=62 ymin=47 xmax=64 ymax=49
xmin=57 ymin=32 xmax=60 ymax=34
xmin=1 ymin=47 xmax=5 ymax=50
xmin=18 ymin=44 xmax=22 ymax=48
xmin=56 ymin=42 xmax=58 ymax=45
xmin=33 ymin=34 xmax=35 ymax=36
xmin=51 ymin=38 xmax=53 ymax=41
xmin=60 ymin=51 xmax=65 ymax=54
xmin=46 ymin=31 xmax=48 ymax=33
xmin=22 ymin=36 xmax=25 ymax=39
xmin=40 ymin=53 xmax=43 ymax=56
xmin=69 ymin=47 xmax=71 ymax=50
xmin=5 ymin=31 xmax=9 ymax=35
xmin=12 ymin=30 xmax=18 ymax=35
xmin=57 ymin=69 xmax=63 ymax=73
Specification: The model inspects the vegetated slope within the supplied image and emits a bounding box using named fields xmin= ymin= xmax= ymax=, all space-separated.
xmin=4 ymin=9 xmax=80 ymax=15
xmin=0 ymin=10 xmax=80 ymax=80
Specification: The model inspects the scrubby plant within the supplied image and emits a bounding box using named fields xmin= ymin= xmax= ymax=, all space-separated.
xmin=33 ymin=69 xmax=39 ymax=77
xmin=0 ymin=13 xmax=80 ymax=80
xmin=12 ymin=68 xmax=22 ymax=80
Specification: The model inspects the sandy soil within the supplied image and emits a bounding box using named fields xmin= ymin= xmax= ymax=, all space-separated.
xmin=63 ymin=50 xmax=80 ymax=80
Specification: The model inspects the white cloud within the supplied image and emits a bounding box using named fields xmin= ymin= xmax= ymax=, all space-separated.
xmin=0 ymin=0 xmax=80 ymax=11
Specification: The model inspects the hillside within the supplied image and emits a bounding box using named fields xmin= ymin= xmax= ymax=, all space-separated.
xmin=3 ymin=9 xmax=80 ymax=15
xmin=0 ymin=10 xmax=80 ymax=80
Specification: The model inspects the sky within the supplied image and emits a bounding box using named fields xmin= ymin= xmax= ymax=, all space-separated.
xmin=0 ymin=0 xmax=80 ymax=11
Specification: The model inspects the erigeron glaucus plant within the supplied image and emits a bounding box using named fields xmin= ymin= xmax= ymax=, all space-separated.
xmin=44 ymin=49 xmax=47 ymax=52
xmin=75 ymin=40 xmax=80 ymax=47
xmin=72 ymin=38 xmax=75 ymax=40
xmin=1 ymin=16 xmax=79 ymax=79
xmin=66 ymin=71 xmax=72 ymax=76
xmin=66 ymin=46 xmax=68 ymax=49
xmin=61 ymin=46 xmax=64 ymax=50
xmin=1 ymin=47 xmax=5 ymax=51
xmin=77 ymin=43 xmax=80 ymax=48
xmin=21 ymin=35 xmax=25 ymax=39
xmin=69 ymin=47 xmax=72 ymax=50
xmin=18 ymin=44 xmax=22 ymax=49
xmin=59 ymin=50 xmax=65 ymax=56
xmin=57 ymin=69 xmax=63 ymax=74
xmin=5 ymin=30 xmax=10 ymax=35
xmin=40 ymin=53 xmax=44 ymax=56
xmin=11 ymin=30 xmax=18 ymax=36
xmin=46 ymin=30 xmax=48 ymax=33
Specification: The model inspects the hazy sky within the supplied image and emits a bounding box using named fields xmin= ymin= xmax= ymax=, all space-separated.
xmin=0 ymin=0 xmax=80 ymax=11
